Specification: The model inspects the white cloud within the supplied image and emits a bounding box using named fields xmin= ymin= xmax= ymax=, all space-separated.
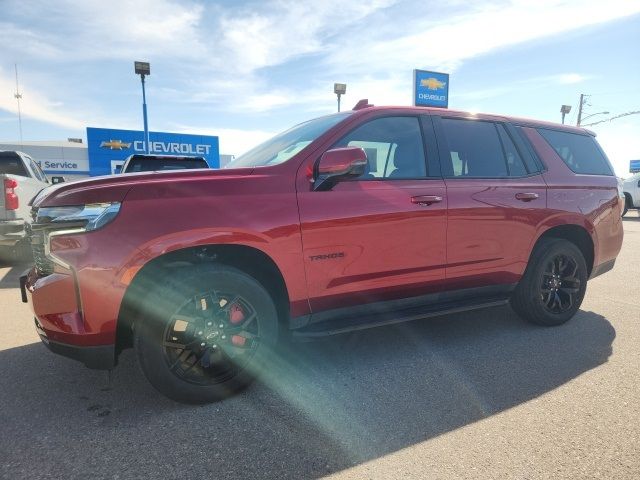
xmin=556 ymin=73 xmax=588 ymax=84
xmin=591 ymin=119 xmax=640 ymax=178
xmin=0 ymin=0 xmax=206 ymax=61
xmin=0 ymin=68 xmax=84 ymax=130
xmin=1 ymin=0 xmax=639 ymax=148
xmin=170 ymin=124 xmax=276 ymax=156
xmin=325 ymin=0 xmax=640 ymax=82
xmin=215 ymin=0 xmax=397 ymax=74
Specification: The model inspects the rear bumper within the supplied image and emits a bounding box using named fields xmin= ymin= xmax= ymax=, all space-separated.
xmin=0 ymin=219 xmax=26 ymax=245
xmin=21 ymin=269 xmax=116 ymax=370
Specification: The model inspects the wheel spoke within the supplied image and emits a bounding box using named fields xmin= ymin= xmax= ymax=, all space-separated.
xmin=162 ymin=290 xmax=261 ymax=386
xmin=559 ymin=286 xmax=579 ymax=294
xmin=552 ymin=292 xmax=561 ymax=311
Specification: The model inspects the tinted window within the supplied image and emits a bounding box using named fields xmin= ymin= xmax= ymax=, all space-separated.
xmin=335 ymin=116 xmax=427 ymax=179
xmin=440 ymin=119 xmax=508 ymax=177
xmin=538 ymin=128 xmax=613 ymax=175
xmin=496 ymin=124 xmax=528 ymax=176
xmin=126 ymin=158 xmax=208 ymax=172
xmin=0 ymin=155 xmax=28 ymax=176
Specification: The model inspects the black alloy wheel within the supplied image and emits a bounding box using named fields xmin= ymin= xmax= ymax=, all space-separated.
xmin=135 ymin=264 xmax=278 ymax=404
xmin=540 ymin=254 xmax=581 ymax=314
xmin=162 ymin=291 xmax=260 ymax=386
xmin=511 ymin=238 xmax=587 ymax=326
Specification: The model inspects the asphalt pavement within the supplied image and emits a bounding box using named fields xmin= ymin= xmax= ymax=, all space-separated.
xmin=0 ymin=215 xmax=639 ymax=479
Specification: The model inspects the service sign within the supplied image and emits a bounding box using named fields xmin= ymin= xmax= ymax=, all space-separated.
xmin=630 ymin=160 xmax=640 ymax=173
xmin=86 ymin=127 xmax=220 ymax=176
xmin=413 ymin=69 xmax=449 ymax=108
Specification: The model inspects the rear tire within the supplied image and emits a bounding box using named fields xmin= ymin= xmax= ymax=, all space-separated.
xmin=134 ymin=264 xmax=279 ymax=404
xmin=511 ymin=238 xmax=587 ymax=326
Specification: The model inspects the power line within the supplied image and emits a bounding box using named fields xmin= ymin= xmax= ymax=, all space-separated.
xmin=582 ymin=110 xmax=640 ymax=127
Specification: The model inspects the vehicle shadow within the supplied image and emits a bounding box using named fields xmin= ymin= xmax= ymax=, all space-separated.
xmin=0 ymin=307 xmax=614 ymax=479
xmin=0 ymin=261 xmax=31 ymax=289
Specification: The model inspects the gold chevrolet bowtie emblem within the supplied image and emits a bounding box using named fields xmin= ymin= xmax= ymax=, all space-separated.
xmin=100 ymin=139 xmax=131 ymax=150
xmin=420 ymin=78 xmax=447 ymax=90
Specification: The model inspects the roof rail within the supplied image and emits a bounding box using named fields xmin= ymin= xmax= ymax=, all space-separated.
xmin=353 ymin=99 xmax=373 ymax=110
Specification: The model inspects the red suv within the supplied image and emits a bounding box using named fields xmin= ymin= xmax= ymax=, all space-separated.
xmin=22 ymin=104 xmax=624 ymax=403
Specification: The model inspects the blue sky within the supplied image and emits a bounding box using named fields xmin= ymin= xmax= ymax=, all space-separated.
xmin=0 ymin=0 xmax=639 ymax=176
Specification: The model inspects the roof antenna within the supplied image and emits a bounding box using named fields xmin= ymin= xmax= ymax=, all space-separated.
xmin=14 ymin=64 xmax=23 ymax=145
xmin=353 ymin=99 xmax=373 ymax=110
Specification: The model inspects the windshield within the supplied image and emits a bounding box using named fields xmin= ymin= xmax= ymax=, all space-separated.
xmin=226 ymin=112 xmax=351 ymax=169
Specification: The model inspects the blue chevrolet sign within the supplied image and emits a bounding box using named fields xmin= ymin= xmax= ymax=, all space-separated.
xmin=630 ymin=160 xmax=640 ymax=173
xmin=413 ymin=69 xmax=449 ymax=108
xmin=86 ymin=127 xmax=220 ymax=176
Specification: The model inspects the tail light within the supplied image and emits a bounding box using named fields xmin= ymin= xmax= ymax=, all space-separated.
xmin=4 ymin=178 xmax=19 ymax=211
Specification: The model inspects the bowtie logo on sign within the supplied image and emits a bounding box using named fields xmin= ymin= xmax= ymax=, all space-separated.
xmin=100 ymin=140 xmax=132 ymax=150
xmin=420 ymin=77 xmax=447 ymax=91
xmin=414 ymin=69 xmax=450 ymax=108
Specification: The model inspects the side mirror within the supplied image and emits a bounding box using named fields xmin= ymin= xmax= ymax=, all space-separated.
xmin=50 ymin=176 xmax=66 ymax=184
xmin=314 ymin=147 xmax=367 ymax=191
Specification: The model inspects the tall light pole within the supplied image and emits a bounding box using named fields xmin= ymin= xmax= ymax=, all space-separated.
xmin=14 ymin=64 xmax=23 ymax=144
xmin=334 ymin=83 xmax=346 ymax=112
xmin=134 ymin=61 xmax=151 ymax=153
xmin=560 ymin=105 xmax=571 ymax=125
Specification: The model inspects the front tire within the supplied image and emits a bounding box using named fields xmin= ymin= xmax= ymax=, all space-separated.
xmin=511 ymin=238 xmax=588 ymax=326
xmin=134 ymin=264 xmax=279 ymax=404
xmin=622 ymin=194 xmax=630 ymax=217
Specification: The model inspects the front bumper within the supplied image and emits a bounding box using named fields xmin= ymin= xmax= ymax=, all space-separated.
xmin=0 ymin=219 xmax=26 ymax=246
xmin=20 ymin=269 xmax=116 ymax=370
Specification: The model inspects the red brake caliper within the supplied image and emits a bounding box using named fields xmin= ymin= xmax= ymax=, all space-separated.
xmin=229 ymin=303 xmax=247 ymax=347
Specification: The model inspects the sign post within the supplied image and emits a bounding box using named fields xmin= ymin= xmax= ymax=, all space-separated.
xmin=413 ymin=69 xmax=449 ymax=108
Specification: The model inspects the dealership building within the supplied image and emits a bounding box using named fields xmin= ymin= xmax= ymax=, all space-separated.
xmin=0 ymin=127 xmax=231 ymax=182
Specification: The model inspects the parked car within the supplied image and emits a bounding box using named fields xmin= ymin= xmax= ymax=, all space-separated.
xmin=0 ymin=151 xmax=51 ymax=260
xmin=118 ymin=154 xmax=209 ymax=174
xmin=621 ymin=173 xmax=640 ymax=216
xmin=21 ymin=103 xmax=623 ymax=403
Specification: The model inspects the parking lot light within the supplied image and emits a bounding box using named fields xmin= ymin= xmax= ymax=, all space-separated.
xmin=334 ymin=83 xmax=347 ymax=112
xmin=134 ymin=61 xmax=151 ymax=154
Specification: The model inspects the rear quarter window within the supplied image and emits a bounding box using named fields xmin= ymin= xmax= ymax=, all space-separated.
xmin=537 ymin=128 xmax=613 ymax=175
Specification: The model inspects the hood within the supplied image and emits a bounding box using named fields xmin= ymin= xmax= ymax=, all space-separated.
xmin=32 ymin=167 xmax=255 ymax=207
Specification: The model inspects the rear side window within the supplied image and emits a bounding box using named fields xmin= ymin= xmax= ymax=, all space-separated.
xmin=0 ymin=155 xmax=28 ymax=176
xmin=537 ymin=129 xmax=613 ymax=175
xmin=439 ymin=118 xmax=528 ymax=178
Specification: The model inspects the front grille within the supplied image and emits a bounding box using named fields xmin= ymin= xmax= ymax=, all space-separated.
xmin=30 ymin=229 xmax=54 ymax=276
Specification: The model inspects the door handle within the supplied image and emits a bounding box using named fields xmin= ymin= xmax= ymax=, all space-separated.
xmin=515 ymin=192 xmax=539 ymax=202
xmin=411 ymin=195 xmax=443 ymax=206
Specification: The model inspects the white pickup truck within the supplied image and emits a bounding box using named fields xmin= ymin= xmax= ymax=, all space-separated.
xmin=622 ymin=173 xmax=640 ymax=216
xmin=1 ymin=151 xmax=51 ymax=260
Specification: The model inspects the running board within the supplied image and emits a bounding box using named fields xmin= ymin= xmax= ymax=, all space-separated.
xmin=292 ymin=297 xmax=510 ymax=339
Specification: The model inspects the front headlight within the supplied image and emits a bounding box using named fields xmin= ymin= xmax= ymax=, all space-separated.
xmin=36 ymin=202 xmax=121 ymax=232
xmin=31 ymin=203 xmax=122 ymax=272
